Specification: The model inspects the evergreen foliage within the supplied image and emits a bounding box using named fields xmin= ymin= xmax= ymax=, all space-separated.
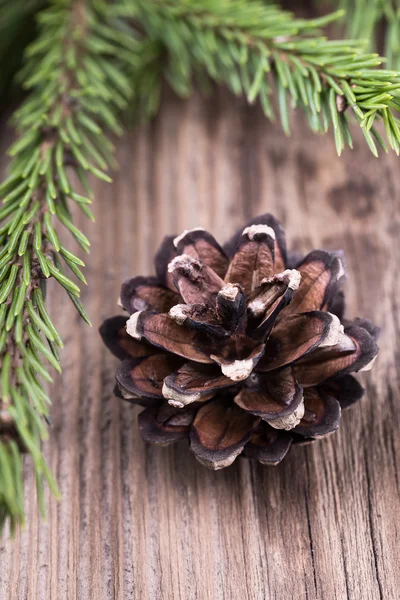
xmin=0 ymin=0 xmax=139 ymax=533
xmin=0 ymin=0 xmax=399 ymax=532
xmin=337 ymin=0 xmax=400 ymax=70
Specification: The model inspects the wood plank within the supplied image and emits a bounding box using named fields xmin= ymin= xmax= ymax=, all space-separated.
xmin=1 ymin=88 xmax=399 ymax=599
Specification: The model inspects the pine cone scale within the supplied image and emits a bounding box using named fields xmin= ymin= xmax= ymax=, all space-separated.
xmin=173 ymin=228 xmax=229 ymax=279
xmin=224 ymin=225 xmax=276 ymax=295
xmin=259 ymin=311 xmax=342 ymax=371
xmin=293 ymin=388 xmax=341 ymax=438
xmin=244 ymin=427 xmax=293 ymax=465
xmin=129 ymin=311 xmax=215 ymax=363
xmin=163 ymin=363 xmax=233 ymax=408
xmin=154 ymin=234 xmax=179 ymax=291
xmin=100 ymin=315 xmax=158 ymax=361
xmin=138 ymin=404 xmax=196 ymax=446
xmin=210 ymin=343 xmax=265 ymax=382
xmin=116 ymin=354 xmax=183 ymax=400
xmin=190 ymin=400 xmax=259 ymax=470
xmin=233 ymin=367 xmax=303 ymax=421
xmin=293 ymin=324 xmax=378 ymax=386
xmin=247 ymin=270 xmax=300 ymax=325
xmin=168 ymin=253 xmax=225 ymax=307
xmin=281 ymin=250 xmax=345 ymax=317
xmin=120 ymin=275 xmax=179 ymax=315
xmin=223 ymin=214 xmax=287 ymax=273
xmin=320 ymin=375 xmax=365 ymax=410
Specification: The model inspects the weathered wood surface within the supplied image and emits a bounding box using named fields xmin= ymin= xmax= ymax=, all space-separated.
xmin=1 ymin=88 xmax=399 ymax=600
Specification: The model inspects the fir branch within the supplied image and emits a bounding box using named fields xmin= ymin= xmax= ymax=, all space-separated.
xmin=131 ymin=0 xmax=400 ymax=156
xmin=0 ymin=0 xmax=141 ymax=533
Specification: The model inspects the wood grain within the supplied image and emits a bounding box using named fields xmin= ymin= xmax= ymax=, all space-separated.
xmin=1 ymin=88 xmax=399 ymax=599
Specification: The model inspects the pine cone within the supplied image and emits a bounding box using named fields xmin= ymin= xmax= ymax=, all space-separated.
xmin=100 ymin=214 xmax=379 ymax=469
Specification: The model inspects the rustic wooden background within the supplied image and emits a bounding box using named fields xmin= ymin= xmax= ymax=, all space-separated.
xmin=0 ymin=88 xmax=399 ymax=599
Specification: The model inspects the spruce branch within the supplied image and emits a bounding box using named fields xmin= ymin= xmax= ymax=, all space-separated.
xmin=0 ymin=0 xmax=142 ymax=533
xmin=131 ymin=0 xmax=400 ymax=156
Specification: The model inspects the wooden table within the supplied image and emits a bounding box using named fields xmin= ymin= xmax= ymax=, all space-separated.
xmin=1 ymin=89 xmax=399 ymax=599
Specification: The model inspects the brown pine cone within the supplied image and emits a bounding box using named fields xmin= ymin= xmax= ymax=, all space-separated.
xmin=100 ymin=214 xmax=379 ymax=469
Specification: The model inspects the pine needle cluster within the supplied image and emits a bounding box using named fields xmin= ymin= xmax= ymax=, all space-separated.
xmin=0 ymin=0 xmax=399 ymax=532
